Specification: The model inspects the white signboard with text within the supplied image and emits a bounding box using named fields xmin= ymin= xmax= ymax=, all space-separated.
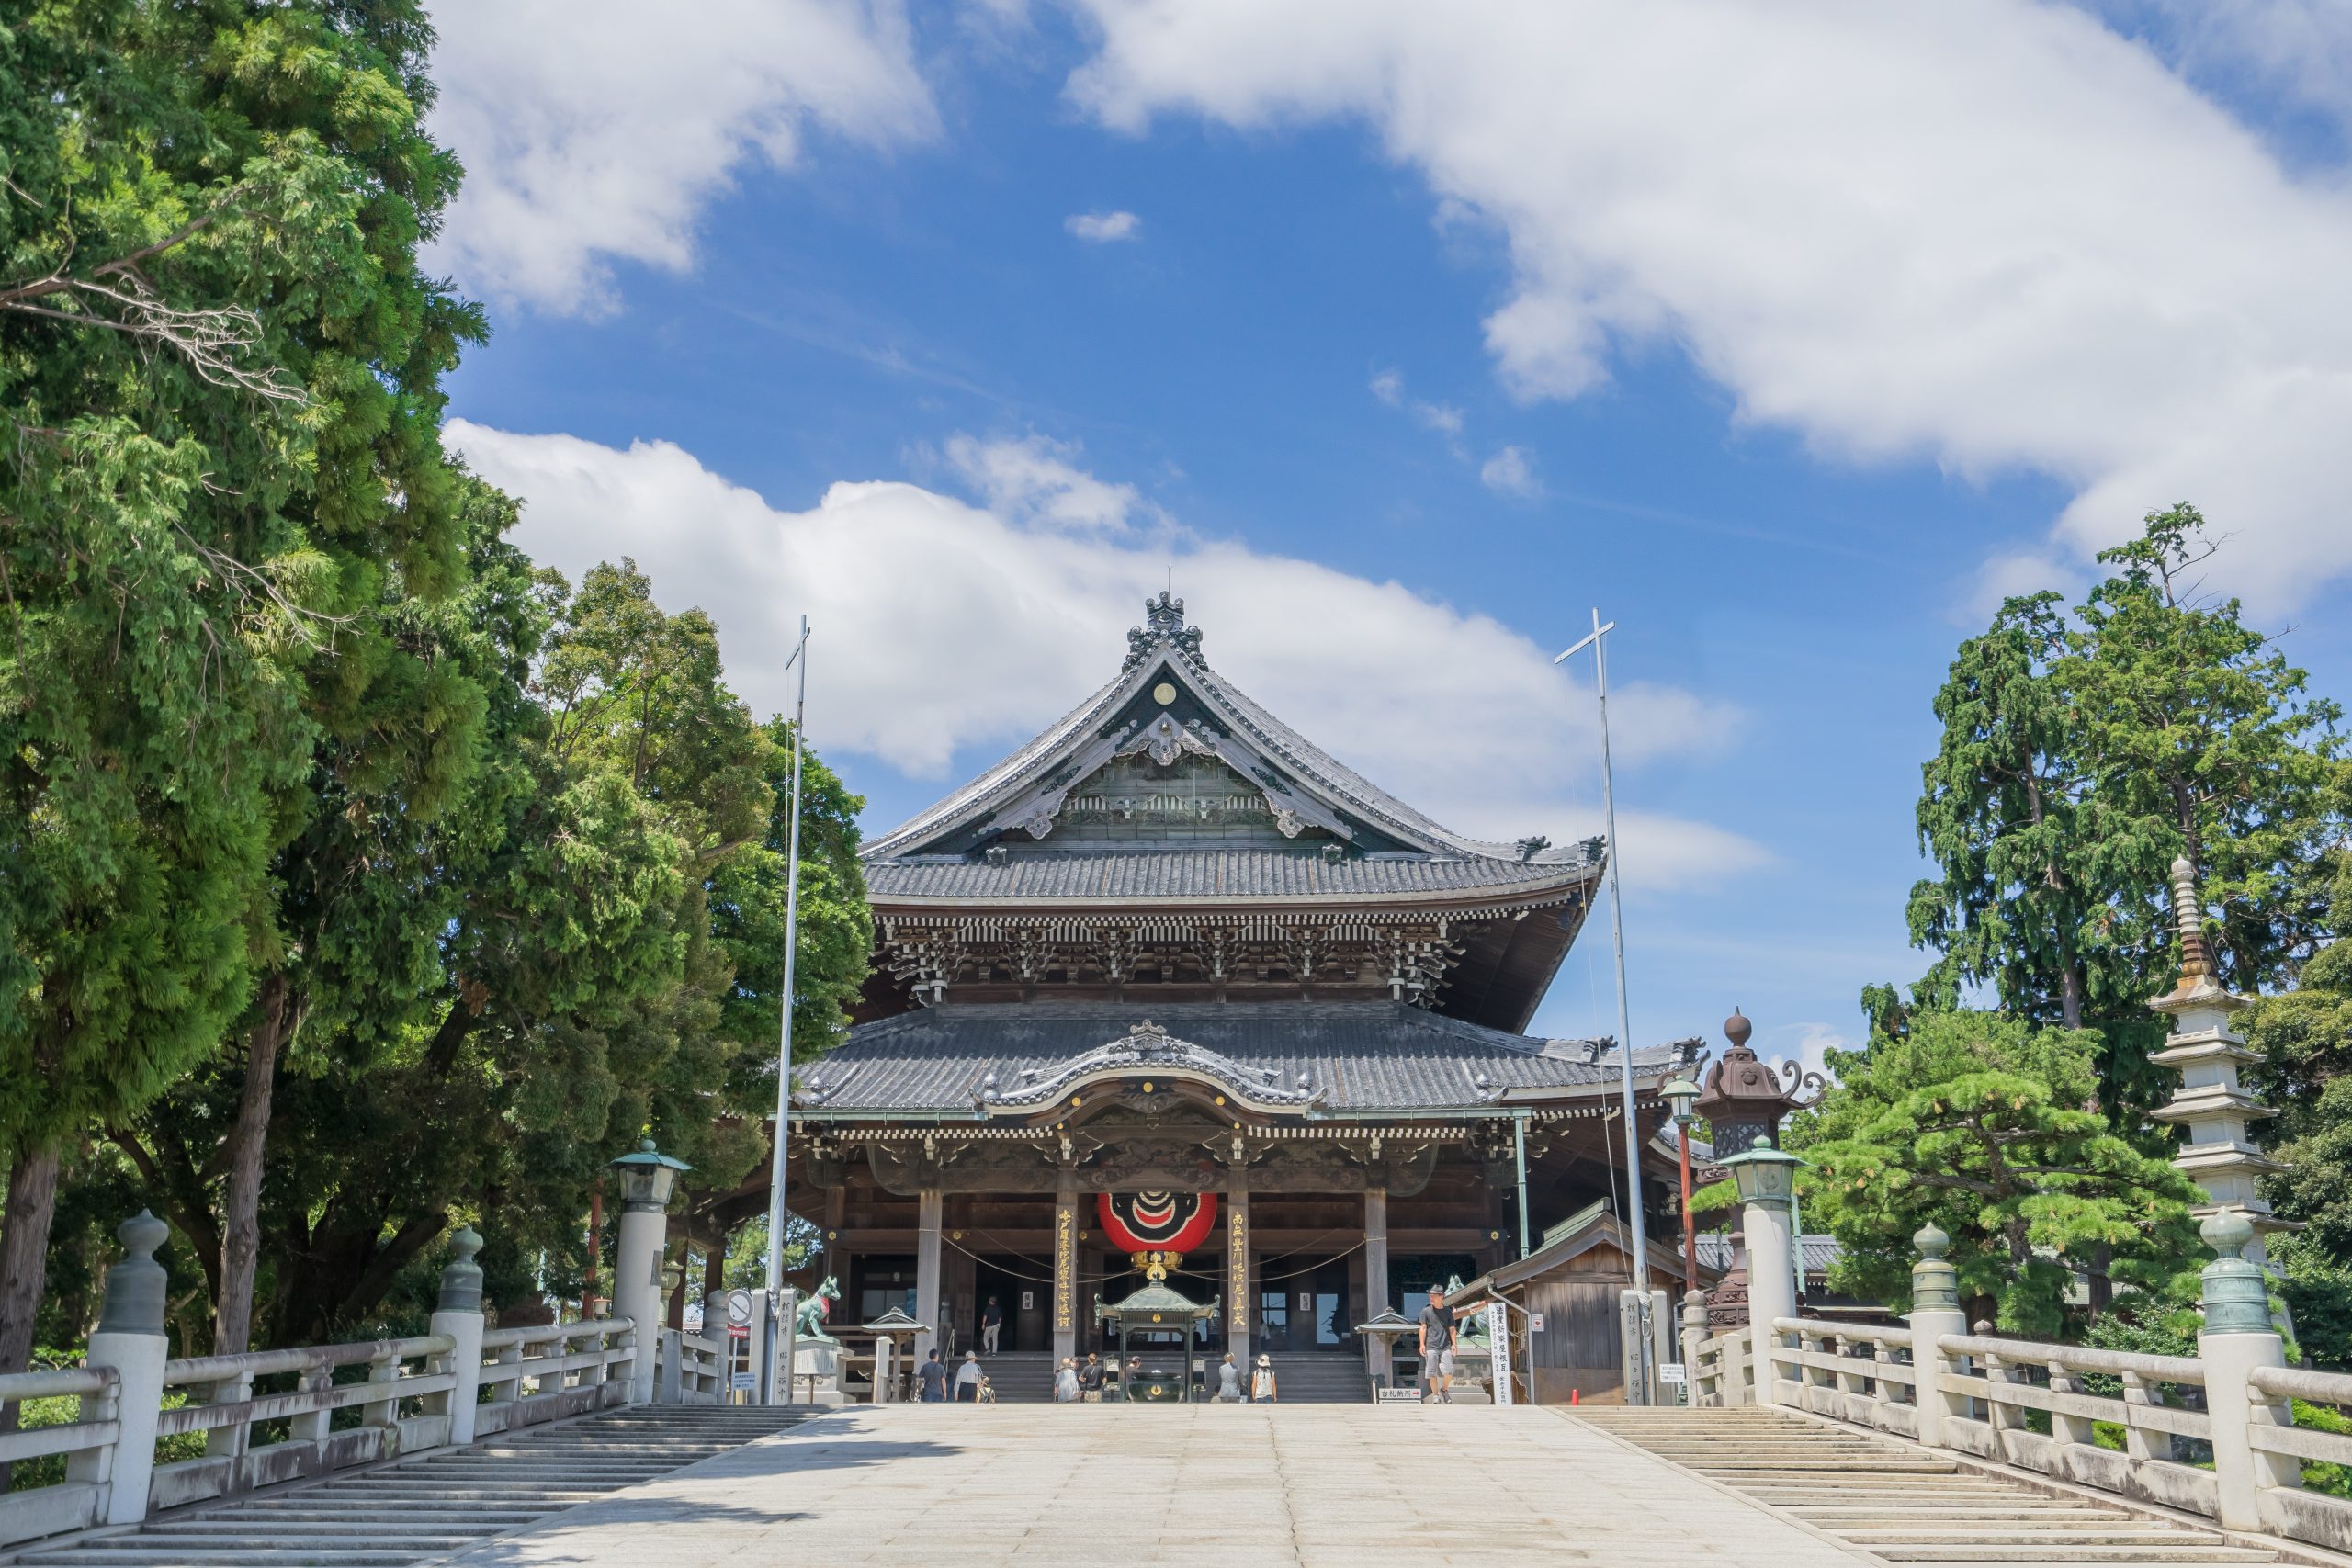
xmin=1486 ymin=1302 xmax=1512 ymax=1406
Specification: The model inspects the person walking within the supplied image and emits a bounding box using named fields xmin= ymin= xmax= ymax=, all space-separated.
xmin=977 ymin=1374 xmax=996 ymax=1404
xmin=1250 ymin=1353 xmax=1277 ymax=1404
xmin=1078 ymin=1352 xmax=1105 ymax=1404
xmin=1417 ymin=1286 xmax=1457 ymax=1404
xmin=954 ymin=1349 xmax=983 ymax=1403
xmin=1054 ymin=1356 xmax=1080 ymax=1403
xmin=1215 ymin=1352 xmax=1243 ymax=1403
xmin=981 ymin=1295 xmax=1003 ymax=1355
xmin=917 ymin=1348 xmax=949 ymax=1404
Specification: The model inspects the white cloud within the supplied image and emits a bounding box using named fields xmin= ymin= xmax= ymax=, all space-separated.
xmin=943 ymin=434 xmax=1159 ymax=530
xmin=1769 ymin=1021 xmax=1855 ymax=1088
xmin=1063 ymin=0 xmax=2352 ymax=606
xmin=1480 ymin=445 xmax=1538 ymax=497
xmin=1368 ymin=367 xmax=1468 ymax=451
xmin=1369 ymin=368 xmax=1406 ymax=406
xmin=427 ymin=0 xmax=935 ymax=315
xmin=448 ymin=421 xmax=1762 ymax=888
xmin=1065 ymin=209 xmax=1144 ymax=242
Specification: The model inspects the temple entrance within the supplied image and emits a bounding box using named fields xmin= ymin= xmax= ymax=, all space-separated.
xmin=1255 ymin=1257 xmax=1349 ymax=1354
xmin=970 ymin=1258 xmax=1046 ymax=1353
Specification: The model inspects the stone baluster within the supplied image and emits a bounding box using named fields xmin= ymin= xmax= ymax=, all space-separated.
xmin=2120 ymin=1370 xmax=2175 ymax=1464
xmin=2047 ymin=1358 xmax=2096 ymax=1453
xmin=2197 ymin=1211 xmax=2299 ymax=1533
xmin=430 ymin=1225 xmax=487 ymax=1443
xmin=1679 ymin=1290 xmax=1707 ymax=1407
xmin=74 ymin=1213 xmax=170 ymax=1528
xmin=1905 ymin=1224 xmax=1966 ymax=1452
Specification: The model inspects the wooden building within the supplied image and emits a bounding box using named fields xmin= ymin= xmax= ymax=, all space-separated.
xmin=769 ymin=593 xmax=1705 ymax=1397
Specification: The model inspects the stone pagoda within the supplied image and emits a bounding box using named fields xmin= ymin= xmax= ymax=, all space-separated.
xmin=2148 ymin=856 xmax=2287 ymax=1264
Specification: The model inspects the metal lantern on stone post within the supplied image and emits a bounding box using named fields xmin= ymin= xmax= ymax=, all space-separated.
xmin=1663 ymin=1075 xmax=1702 ymax=1299
xmin=608 ymin=1136 xmax=690 ymax=1405
xmin=1720 ymin=1145 xmax=1805 ymax=1406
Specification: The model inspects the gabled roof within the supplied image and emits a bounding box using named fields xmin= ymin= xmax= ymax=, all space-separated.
xmin=795 ymin=1000 xmax=1690 ymax=1117
xmin=862 ymin=592 xmax=1598 ymax=876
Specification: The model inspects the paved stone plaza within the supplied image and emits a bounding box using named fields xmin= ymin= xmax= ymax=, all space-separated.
xmin=437 ymin=1404 xmax=1873 ymax=1568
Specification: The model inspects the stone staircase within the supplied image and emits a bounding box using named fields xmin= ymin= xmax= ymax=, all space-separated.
xmin=1573 ymin=1407 xmax=2282 ymax=1566
xmin=1265 ymin=1354 xmax=1373 ymax=1404
xmin=3 ymin=1404 xmax=815 ymax=1568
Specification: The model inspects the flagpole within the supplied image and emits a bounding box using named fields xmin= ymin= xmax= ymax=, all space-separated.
xmin=1555 ymin=607 xmax=1654 ymax=1403
xmin=760 ymin=615 xmax=809 ymax=1404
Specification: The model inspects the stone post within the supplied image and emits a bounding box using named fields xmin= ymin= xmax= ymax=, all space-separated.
xmin=429 ymin=1225 xmax=487 ymax=1444
xmin=1363 ymin=1188 xmax=1390 ymax=1388
xmin=2198 ymin=1212 xmax=2299 ymax=1533
xmin=1742 ymin=1189 xmax=1797 ymax=1406
xmin=1679 ymin=1290 xmax=1707 ymax=1407
xmin=874 ymin=1335 xmax=899 ymax=1404
xmin=656 ymin=1263 xmax=684 ymax=1404
xmin=1905 ymin=1224 xmax=1966 ymax=1450
xmin=75 ymin=1212 xmax=170 ymax=1528
xmin=775 ymin=1286 xmax=799 ymax=1406
xmin=914 ymin=1189 xmax=944 ymax=1367
xmin=613 ymin=1192 xmax=671 ymax=1406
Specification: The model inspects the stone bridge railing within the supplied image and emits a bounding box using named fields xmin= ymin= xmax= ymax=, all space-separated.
xmin=1687 ymin=1205 xmax=2352 ymax=1556
xmin=0 ymin=1202 xmax=731 ymax=1553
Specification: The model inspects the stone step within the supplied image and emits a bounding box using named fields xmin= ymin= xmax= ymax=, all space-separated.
xmin=1844 ymin=1529 xmax=2234 ymax=1545
xmin=1869 ymin=1551 xmax=2274 ymax=1564
xmin=13 ymin=1550 xmax=429 ymax=1565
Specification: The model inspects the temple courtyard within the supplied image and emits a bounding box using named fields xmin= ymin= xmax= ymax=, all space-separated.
xmin=434 ymin=1404 xmax=1872 ymax=1568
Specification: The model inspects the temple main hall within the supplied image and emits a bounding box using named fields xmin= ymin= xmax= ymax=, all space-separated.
xmin=779 ymin=593 xmax=1701 ymax=1401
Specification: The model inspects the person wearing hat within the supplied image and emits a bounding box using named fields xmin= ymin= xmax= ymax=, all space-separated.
xmin=1250 ymin=1352 xmax=1277 ymax=1404
xmin=954 ymin=1348 xmax=983 ymax=1403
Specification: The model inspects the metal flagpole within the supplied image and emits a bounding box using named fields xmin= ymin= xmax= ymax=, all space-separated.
xmin=760 ymin=615 xmax=810 ymax=1404
xmin=1555 ymin=607 xmax=1655 ymax=1404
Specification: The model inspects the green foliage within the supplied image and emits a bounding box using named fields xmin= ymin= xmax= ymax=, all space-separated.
xmin=1791 ymin=1010 xmax=2201 ymax=1334
xmin=1902 ymin=507 xmax=2346 ymax=1107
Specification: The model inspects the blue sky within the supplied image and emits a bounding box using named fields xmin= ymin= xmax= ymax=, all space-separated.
xmin=430 ymin=0 xmax=2352 ymax=1070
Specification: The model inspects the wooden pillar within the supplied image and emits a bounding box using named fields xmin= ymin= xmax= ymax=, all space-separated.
xmin=1364 ymin=1188 xmax=1392 ymax=1385
xmin=915 ymin=1188 xmax=943 ymax=1367
xmin=820 ymin=1187 xmax=846 ymax=1282
xmin=1053 ymin=1161 xmax=1080 ymax=1363
xmin=1227 ymin=1178 xmax=1252 ymax=1368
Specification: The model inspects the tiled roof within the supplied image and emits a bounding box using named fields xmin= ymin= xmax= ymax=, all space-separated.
xmin=797 ymin=1000 xmax=1688 ymax=1116
xmin=862 ymin=604 xmax=1597 ymax=873
xmin=1694 ymin=1233 xmax=1843 ymax=1276
xmin=866 ymin=848 xmax=1597 ymax=903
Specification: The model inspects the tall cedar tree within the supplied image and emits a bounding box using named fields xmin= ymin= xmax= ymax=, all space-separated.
xmin=1790 ymin=1010 xmax=2200 ymax=1336
xmin=0 ymin=0 xmax=480 ymax=1382
xmin=237 ymin=561 xmax=867 ymax=1340
xmin=1904 ymin=506 xmax=2345 ymax=1110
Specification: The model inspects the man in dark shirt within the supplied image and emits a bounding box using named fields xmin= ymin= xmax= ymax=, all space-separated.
xmin=1417 ymin=1286 xmax=1459 ymax=1404
xmin=982 ymin=1295 xmax=1003 ymax=1354
xmin=916 ymin=1348 xmax=948 ymax=1403
xmin=1077 ymin=1352 xmax=1104 ymax=1402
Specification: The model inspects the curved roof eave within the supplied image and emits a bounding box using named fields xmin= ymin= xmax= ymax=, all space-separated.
xmin=862 ymin=628 xmax=1596 ymax=869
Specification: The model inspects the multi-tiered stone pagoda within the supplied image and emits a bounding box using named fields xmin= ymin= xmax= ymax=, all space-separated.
xmin=781 ymin=593 xmax=1700 ymax=1401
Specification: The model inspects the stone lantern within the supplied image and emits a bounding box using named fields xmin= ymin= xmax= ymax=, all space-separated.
xmin=1692 ymin=1009 xmax=1817 ymax=1329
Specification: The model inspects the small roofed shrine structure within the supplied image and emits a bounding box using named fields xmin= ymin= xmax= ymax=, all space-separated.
xmin=782 ymin=593 xmax=1704 ymax=1401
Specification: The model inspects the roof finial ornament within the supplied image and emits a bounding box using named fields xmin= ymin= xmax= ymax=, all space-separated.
xmin=1123 ymin=589 xmax=1204 ymax=670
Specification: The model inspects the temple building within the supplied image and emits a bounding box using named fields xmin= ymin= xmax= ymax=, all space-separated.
xmin=781 ymin=593 xmax=1703 ymax=1400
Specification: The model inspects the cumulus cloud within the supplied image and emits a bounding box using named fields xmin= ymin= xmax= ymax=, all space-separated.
xmin=1065 ymin=209 xmax=1144 ymax=242
xmin=1064 ymin=0 xmax=2352 ymax=605
xmin=427 ymin=0 xmax=935 ymax=314
xmin=943 ymin=433 xmax=1159 ymax=530
xmin=447 ymin=422 xmax=1762 ymax=888
xmin=1369 ymin=367 xmax=1467 ymax=451
xmin=1480 ymin=446 xmax=1539 ymax=498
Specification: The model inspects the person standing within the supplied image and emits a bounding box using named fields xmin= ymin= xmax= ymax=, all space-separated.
xmin=1055 ymin=1357 xmax=1080 ymax=1403
xmin=1216 ymin=1352 xmax=1243 ymax=1403
xmin=917 ymin=1348 xmax=949 ymax=1404
xmin=954 ymin=1350 xmax=983 ymax=1403
xmin=981 ymin=1295 xmax=1003 ymax=1355
xmin=1417 ymin=1286 xmax=1457 ymax=1404
xmin=1250 ymin=1353 xmax=1277 ymax=1404
xmin=1079 ymin=1352 xmax=1105 ymax=1403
